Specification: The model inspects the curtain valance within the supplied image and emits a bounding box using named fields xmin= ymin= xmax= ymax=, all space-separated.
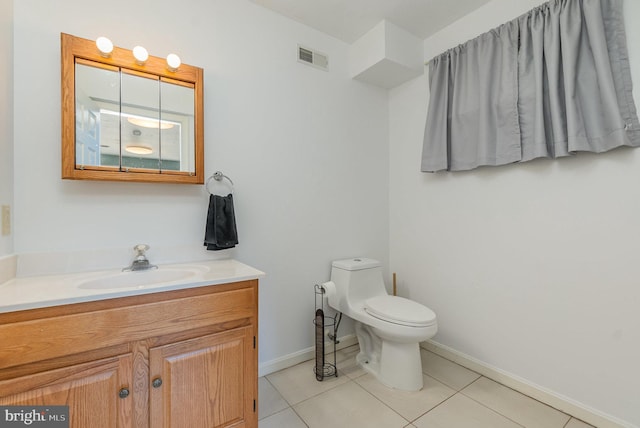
xmin=421 ymin=0 xmax=640 ymax=172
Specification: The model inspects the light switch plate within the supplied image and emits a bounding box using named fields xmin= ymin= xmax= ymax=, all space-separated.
xmin=1 ymin=205 xmax=10 ymax=236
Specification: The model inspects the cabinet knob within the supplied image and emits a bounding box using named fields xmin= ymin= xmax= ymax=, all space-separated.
xmin=152 ymin=377 xmax=163 ymax=388
xmin=118 ymin=387 xmax=130 ymax=399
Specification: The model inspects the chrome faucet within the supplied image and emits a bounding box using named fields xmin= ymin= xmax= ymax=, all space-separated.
xmin=123 ymin=244 xmax=158 ymax=272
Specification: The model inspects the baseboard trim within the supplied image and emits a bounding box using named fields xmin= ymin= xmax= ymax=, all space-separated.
xmin=259 ymin=334 xmax=358 ymax=377
xmin=422 ymin=340 xmax=633 ymax=428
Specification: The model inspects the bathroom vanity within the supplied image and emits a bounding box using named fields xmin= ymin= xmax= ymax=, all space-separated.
xmin=0 ymin=259 xmax=262 ymax=428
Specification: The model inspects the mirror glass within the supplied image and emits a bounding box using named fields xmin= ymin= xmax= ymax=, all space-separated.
xmin=74 ymin=63 xmax=195 ymax=173
xmin=120 ymin=71 xmax=161 ymax=171
xmin=75 ymin=63 xmax=119 ymax=168
xmin=161 ymin=80 xmax=195 ymax=172
xmin=62 ymin=33 xmax=203 ymax=184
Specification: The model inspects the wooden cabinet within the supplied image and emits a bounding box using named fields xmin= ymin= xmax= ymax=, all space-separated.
xmin=150 ymin=327 xmax=255 ymax=428
xmin=0 ymin=355 xmax=133 ymax=428
xmin=0 ymin=280 xmax=258 ymax=428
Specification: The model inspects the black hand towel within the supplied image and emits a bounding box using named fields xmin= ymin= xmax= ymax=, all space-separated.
xmin=204 ymin=193 xmax=238 ymax=250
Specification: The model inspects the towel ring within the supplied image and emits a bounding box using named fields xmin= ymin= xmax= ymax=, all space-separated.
xmin=206 ymin=171 xmax=234 ymax=195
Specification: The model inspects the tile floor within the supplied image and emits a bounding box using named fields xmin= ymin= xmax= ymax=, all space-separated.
xmin=259 ymin=345 xmax=594 ymax=428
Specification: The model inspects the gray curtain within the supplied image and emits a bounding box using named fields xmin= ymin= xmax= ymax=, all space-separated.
xmin=421 ymin=0 xmax=640 ymax=172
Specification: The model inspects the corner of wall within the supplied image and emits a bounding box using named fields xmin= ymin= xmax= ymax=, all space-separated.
xmin=0 ymin=0 xmax=14 ymax=257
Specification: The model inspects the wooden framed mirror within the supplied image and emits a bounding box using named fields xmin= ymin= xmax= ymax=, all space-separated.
xmin=61 ymin=33 xmax=204 ymax=184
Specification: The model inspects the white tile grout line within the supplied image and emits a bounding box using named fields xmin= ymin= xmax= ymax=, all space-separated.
xmin=260 ymin=406 xmax=310 ymax=428
xmin=402 ymin=383 xmax=470 ymax=425
xmin=458 ymin=376 xmax=576 ymax=427
xmin=455 ymin=376 xmax=533 ymax=428
xmin=349 ymin=377 xmax=413 ymax=425
xmin=412 ymin=388 xmax=528 ymax=427
xmin=259 ymin=376 xmax=289 ymax=421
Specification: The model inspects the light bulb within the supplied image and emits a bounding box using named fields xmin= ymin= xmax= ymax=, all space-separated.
xmin=96 ymin=37 xmax=113 ymax=57
xmin=166 ymin=53 xmax=181 ymax=71
xmin=133 ymin=46 xmax=148 ymax=65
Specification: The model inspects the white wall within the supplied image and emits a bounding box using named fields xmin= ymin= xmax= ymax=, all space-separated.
xmin=12 ymin=0 xmax=389 ymax=366
xmin=389 ymin=0 xmax=640 ymax=426
xmin=0 ymin=0 xmax=13 ymax=256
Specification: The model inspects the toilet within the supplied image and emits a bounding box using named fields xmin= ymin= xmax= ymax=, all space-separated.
xmin=322 ymin=258 xmax=437 ymax=391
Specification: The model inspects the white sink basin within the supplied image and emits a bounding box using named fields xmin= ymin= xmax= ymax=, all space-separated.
xmin=78 ymin=266 xmax=209 ymax=290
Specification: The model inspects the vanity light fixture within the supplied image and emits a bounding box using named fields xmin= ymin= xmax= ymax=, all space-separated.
xmin=166 ymin=53 xmax=181 ymax=72
xmin=125 ymin=145 xmax=154 ymax=155
xmin=96 ymin=36 xmax=181 ymax=71
xmin=132 ymin=46 xmax=149 ymax=65
xmin=96 ymin=36 xmax=113 ymax=57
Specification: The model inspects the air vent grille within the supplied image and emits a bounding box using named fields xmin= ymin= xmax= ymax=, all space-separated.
xmin=299 ymin=47 xmax=314 ymax=63
xmin=297 ymin=45 xmax=328 ymax=71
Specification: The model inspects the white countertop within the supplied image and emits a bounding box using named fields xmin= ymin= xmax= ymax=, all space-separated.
xmin=0 ymin=259 xmax=264 ymax=314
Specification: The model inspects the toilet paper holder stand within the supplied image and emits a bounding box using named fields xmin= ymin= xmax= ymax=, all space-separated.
xmin=314 ymin=284 xmax=340 ymax=381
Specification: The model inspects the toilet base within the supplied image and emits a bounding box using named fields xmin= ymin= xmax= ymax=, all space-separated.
xmin=354 ymin=322 xmax=424 ymax=391
xmin=379 ymin=341 xmax=423 ymax=391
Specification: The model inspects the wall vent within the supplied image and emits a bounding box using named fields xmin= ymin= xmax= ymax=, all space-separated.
xmin=298 ymin=45 xmax=328 ymax=71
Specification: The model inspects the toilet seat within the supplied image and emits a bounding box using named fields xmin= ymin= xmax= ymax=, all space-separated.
xmin=364 ymin=295 xmax=436 ymax=327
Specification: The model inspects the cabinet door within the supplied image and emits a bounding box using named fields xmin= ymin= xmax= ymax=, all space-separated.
xmin=149 ymin=326 xmax=256 ymax=428
xmin=0 ymin=354 xmax=133 ymax=428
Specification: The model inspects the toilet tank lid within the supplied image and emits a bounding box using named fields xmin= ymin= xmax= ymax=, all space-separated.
xmin=332 ymin=258 xmax=381 ymax=271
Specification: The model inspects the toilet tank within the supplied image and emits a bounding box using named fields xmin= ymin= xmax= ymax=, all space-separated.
xmin=330 ymin=258 xmax=388 ymax=310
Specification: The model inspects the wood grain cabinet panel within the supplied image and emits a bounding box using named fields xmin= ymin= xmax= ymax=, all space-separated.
xmin=0 ymin=355 xmax=133 ymax=428
xmin=0 ymin=280 xmax=259 ymax=428
xmin=150 ymin=326 xmax=256 ymax=428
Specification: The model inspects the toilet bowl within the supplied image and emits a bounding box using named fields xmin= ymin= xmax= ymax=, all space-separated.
xmin=322 ymin=258 xmax=437 ymax=391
